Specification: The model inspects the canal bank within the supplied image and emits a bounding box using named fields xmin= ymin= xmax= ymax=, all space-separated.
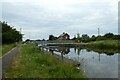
xmin=2 ymin=46 xmax=20 ymax=78
xmin=41 ymin=45 xmax=119 ymax=78
xmin=4 ymin=44 xmax=86 ymax=78
xmin=46 ymin=40 xmax=120 ymax=53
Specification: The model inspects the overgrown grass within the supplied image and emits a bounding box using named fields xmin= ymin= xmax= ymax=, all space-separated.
xmin=61 ymin=40 xmax=119 ymax=49
xmin=1 ymin=44 xmax=16 ymax=57
xmin=88 ymin=40 xmax=120 ymax=49
xmin=4 ymin=44 xmax=86 ymax=78
xmin=0 ymin=45 xmax=2 ymax=57
xmin=85 ymin=40 xmax=120 ymax=53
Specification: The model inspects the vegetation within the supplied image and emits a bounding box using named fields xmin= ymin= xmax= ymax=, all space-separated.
xmin=72 ymin=33 xmax=120 ymax=42
xmin=49 ymin=35 xmax=58 ymax=40
xmin=1 ymin=21 xmax=22 ymax=44
xmin=1 ymin=44 xmax=16 ymax=57
xmin=0 ymin=45 xmax=2 ymax=57
xmin=86 ymin=48 xmax=119 ymax=55
xmin=88 ymin=40 xmax=120 ymax=49
xmin=41 ymin=32 xmax=120 ymax=44
xmin=47 ymin=40 xmax=120 ymax=53
xmin=4 ymin=44 xmax=85 ymax=78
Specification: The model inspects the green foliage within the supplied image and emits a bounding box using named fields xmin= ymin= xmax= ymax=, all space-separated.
xmin=1 ymin=21 xmax=22 ymax=44
xmin=103 ymin=33 xmax=114 ymax=39
xmin=73 ymin=32 xmax=120 ymax=43
xmin=86 ymin=40 xmax=120 ymax=54
xmin=81 ymin=34 xmax=89 ymax=42
xmin=90 ymin=35 xmax=96 ymax=41
xmin=95 ymin=33 xmax=120 ymax=41
xmin=49 ymin=35 xmax=58 ymax=40
xmin=1 ymin=44 xmax=16 ymax=57
xmin=4 ymin=44 xmax=85 ymax=78
xmin=96 ymin=35 xmax=105 ymax=41
xmin=88 ymin=40 xmax=120 ymax=49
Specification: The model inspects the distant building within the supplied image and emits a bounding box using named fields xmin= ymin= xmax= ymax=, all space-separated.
xmin=58 ymin=32 xmax=70 ymax=40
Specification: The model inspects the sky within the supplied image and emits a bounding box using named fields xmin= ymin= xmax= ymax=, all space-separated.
xmin=1 ymin=0 xmax=119 ymax=40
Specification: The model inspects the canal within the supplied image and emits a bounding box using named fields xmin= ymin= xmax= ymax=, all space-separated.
xmin=40 ymin=46 xmax=119 ymax=78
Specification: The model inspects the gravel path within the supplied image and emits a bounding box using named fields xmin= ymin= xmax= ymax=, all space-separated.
xmin=2 ymin=47 xmax=19 ymax=76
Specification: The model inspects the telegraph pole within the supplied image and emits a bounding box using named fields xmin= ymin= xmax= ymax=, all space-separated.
xmin=98 ymin=27 xmax=101 ymax=61
xmin=98 ymin=28 xmax=100 ymax=36
xmin=20 ymin=28 xmax=22 ymax=34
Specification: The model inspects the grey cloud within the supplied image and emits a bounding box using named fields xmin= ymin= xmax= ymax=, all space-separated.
xmin=2 ymin=1 xmax=118 ymax=40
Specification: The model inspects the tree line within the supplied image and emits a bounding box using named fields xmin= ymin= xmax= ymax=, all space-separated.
xmin=1 ymin=21 xmax=22 ymax=44
xmin=48 ymin=33 xmax=120 ymax=42
xmin=72 ymin=33 xmax=120 ymax=42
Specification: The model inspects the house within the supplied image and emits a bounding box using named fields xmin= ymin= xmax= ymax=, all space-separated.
xmin=58 ymin=32 xmax=70 ymax=40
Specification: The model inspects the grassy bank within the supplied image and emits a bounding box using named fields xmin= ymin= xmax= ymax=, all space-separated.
xmin=4 ymin=44 xmax=85 ymax=78
xmin=85 ymin=40 xmax=120 ymax=54
xmin=88 ymin=40 xmax=120 ymax=49
xmin=47 ymin=40 xmax=120 ymax=54
xmin=48 ymin=40 xmax=119 ymax=48
xmin=1 ymin=44 xmax=16 ymax=57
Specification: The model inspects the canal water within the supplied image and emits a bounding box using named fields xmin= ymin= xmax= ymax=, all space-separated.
xmin=41 ymin=46 xmax=119 ymax=78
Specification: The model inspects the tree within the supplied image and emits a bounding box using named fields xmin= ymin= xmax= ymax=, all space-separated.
xmin=49 ymin=35 xmax=57 ymax=40
xmin=90 ymin=35 xmax=96 ymax=41
xmin=81 ymin=34 xmax=90 ymax=42
xmin=113 ymin=35 xmax=120 ymax=40
xmin=71 ymin=35 xmax=76 ymax=40
xmin=2 ymin=21 xmax=22 ymax=44
xmin=96 ymin=35 xmax=105 ymax=41
xmin=77 ymin=33 xmax=81 ymax=42
xmin=77 ymin=33 xmax=80 ymax=39
xmin=103 ymin=33 xmax=114 ymax=39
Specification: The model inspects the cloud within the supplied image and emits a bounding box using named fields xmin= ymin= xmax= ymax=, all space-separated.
xmin=1 ymin=0 xmax=119 ymax=40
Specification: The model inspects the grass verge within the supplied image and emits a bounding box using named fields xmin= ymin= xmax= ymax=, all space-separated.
xmin=1 ymin=44 xmax=16 ymax=57
xmin=88 ymin=40 xmax=119 ymax=48
xmin=47 ymin=40 xmax=120 ymax=53
xmin=4 ymin=44 xmax=86 ymax=78
xmin=86 ymin=40 xmax=120 ymax=53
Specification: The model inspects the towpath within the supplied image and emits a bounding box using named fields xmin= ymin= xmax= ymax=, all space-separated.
xmin=1 ymin=46 xmax=19 ymax=78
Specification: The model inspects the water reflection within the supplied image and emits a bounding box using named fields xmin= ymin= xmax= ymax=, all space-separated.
xmin=86 ymin=48 xmax=117 ymax=56
xmin=44 ymin=46 xmax=103 ymax=66
xmin=39 ymin=45 xmax=118 ymax=78
xmin=49 ymin=48 xmax=54 ymax=55
xmin=58 ymin=47 xmax=70 ymax=55
xmin=74 ymin=47 xmax=82 ymax=55
xmin=41 ymin=46 xmax=117 ymax=62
